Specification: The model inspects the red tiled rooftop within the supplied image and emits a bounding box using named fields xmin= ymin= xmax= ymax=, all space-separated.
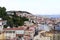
xmin=16 ymin=34 xmax=24 ymax=36
xmin=3 ymin=27 xmax=24 ymax=30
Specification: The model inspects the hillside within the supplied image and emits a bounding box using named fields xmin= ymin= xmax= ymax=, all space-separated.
xmin=0 ymin=7 xmax=29 ymax=28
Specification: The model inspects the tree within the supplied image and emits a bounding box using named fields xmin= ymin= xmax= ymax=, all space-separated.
xmin=22 ymin=16 xmax=29 ymax=21
xmin=0 ymin=7 xmax=29 ymax=28
xmin=0 ymin=7 xmax=7 ymax=18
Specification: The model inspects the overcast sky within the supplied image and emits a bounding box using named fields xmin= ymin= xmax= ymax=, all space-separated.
xmin=0 ymin=0 xmax=60 ymax=15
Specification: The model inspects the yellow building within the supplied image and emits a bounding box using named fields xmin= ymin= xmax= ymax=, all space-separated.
xmin=0 ymin=32 xmax=6 ymax=40
xmin=45 ymin=31 xmax=54 ymax=40
xmin=34 ymin=30 xmax=60 ymax=40
xmin=45 ymin=31 xmax=60 ymax=40
xmin=34 ymin=30 xmax=51 ymax=40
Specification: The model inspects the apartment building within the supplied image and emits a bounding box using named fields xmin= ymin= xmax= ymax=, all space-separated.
xmin=3 ymin=27 xmax=25 ymax=40
xmin=34 ymin=29 xmax=60 ymax=40
xmin=0 ymin=18 xmax=7 ymax=30
xmin=33 ymin=30 xmax=51 ymax=40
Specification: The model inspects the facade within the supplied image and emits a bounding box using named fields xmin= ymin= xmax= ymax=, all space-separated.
xmin=33 ymin=30 xmax=51 ymax=40
xmin=24 ymin=29 xmax=35 ymax=40
xmin=24 ymin=26 xmax=36 ymax=40
xmin=0 ymin=32 xmax=6 ymax=40
xmin=24 ymin=21 xmax=34 ymax=26
xmin=3 ymin=27 xmax=25 ymax=40
xmin=34 ymin=30 xmax=60 ymax=40
xmin=0 ymin=18 xmax=7 ymax=40
xmin=0 ymin=18 xmax=7 ymax=30
xmin=7 ymin=11 xmax=14 ymax=15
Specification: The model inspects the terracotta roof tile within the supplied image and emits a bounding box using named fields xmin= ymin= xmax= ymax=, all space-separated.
xmin=3 ymin=27 xmax=24 ymax=30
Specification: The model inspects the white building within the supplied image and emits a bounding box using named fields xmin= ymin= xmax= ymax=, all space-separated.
xmin=0 ymin=18 xmax=7 ymax=31
xmin=24 ymin=21 xmax=34 ymax=26
xmin=3 ymin=27 xmax=25 ymax=39
xmin=37 ymin=24 xmax=51 ymax=31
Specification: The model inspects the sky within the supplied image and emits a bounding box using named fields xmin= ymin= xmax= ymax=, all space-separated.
xmin=0 ymin=0 xmax=60 ymax=15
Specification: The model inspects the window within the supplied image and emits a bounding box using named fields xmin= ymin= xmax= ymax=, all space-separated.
xmin=9 ymin=31 xmax=12 ymax=33
xmin=6 ymin=31 xmax=15 ymax=33
xmin=16 ymin=30 xmax=24 ymax=34
xmin=13 ymin=31 xmax=15 ymax=33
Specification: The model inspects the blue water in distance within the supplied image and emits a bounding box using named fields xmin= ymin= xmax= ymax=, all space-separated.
xmin=39 ymin=15 xmax=60 ymax=18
